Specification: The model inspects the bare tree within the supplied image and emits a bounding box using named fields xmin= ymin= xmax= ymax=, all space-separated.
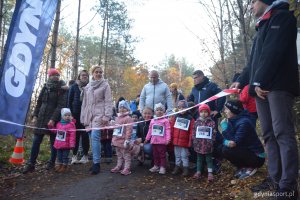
xmin=50 ymin=0 xmax=62 ymax=69
xmin=72 ymin=0 xmax=81 ymax=80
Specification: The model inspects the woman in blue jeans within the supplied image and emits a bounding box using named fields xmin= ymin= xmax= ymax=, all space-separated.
xmin=80 ymin=65 xmax=113 ymax=175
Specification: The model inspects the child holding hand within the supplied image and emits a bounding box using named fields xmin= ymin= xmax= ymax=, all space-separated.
xmin=145 ymin=103 xmax=171 ymax=175
xmin=49 ymin=108 xmax=76 ymax=173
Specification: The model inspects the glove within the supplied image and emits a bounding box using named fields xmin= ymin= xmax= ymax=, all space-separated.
xmin=220 ymin=119 xmax=228 ymax=132
xmin=124 ymin=140 xmax=130 ymax=149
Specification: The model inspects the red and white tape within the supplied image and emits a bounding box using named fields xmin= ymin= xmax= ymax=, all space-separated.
xmin=0 ymin=89 xmax=240 ymax=132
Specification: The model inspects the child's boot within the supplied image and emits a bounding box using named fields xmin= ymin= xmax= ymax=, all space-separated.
xmin=182 ymin=167 xmax=189 ymax=177
xmin=120 ymin=168 xmax=131 ymax=176
xmin=55 ymin=164 xmax=63 ymax=172
xmin=159 ymin=167 xmax=166 ymax=175
xmin=58 ymin=165 xmax=67 ymax=173
xmin=193 ymin=171 xmax=201 ymax=179
xmin=208 ymin=172 xmax=214 ymax=182
xmin=171 ymin=165 xmax=181 ymax=175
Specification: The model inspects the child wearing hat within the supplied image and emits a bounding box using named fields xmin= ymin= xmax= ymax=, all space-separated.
xmin=145 ymin=103 xmax=171 ymax=175
xmin=192 ymin=104 xmax=217 ymax=182
xmin=48 ymin=108 xmax=76 ymax=173
xmin=221 ymin=100 xmax=265 ymax=179
xmin=111 ymin=100 xmax=133 ymax=176
xmin=170 ymin=100 xmax=194 ymax=176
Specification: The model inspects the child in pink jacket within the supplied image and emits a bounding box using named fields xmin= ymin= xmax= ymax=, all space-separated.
xmin=49 ymin=108 xmax=76 ymax=173
xmin=111 ymin=100 xmax=133 ymax=175
xmin=145 ymin=103 xmax=171 ymax=175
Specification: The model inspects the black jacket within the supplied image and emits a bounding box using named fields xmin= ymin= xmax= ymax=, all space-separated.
xmin=67 ymin=83 xmax=82 ymax=121
xmin=238 ymin=3 xmax=299 ymax=97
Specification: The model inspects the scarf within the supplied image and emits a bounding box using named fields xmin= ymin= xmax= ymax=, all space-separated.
xmin=60 ymin=119 xmax=71 ymax=125
xmin=46 ymin=79 xmax=61 ymax=91
xmin=90 ymin=79 xmax=104 ymax=89
xmin=77 ymin=79 xmax=88 ymax=102
xmin=195 ymin=76 xmax=209 ymax=91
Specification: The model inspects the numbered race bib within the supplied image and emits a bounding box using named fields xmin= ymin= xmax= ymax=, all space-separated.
xmin=196 ymin=126 xmax=212 ymax=139
xmin=56 ymin=130 xmax=67 ymax=141
xmin=174 ymin=117 xmax=190 ymax=131
xmin=152 ymin=124 xmax=165 ymax=137
xmin=113 ymin=126 xmax=124 ymax=137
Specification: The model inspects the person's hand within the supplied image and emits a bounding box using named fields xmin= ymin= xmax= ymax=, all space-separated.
xmin=255 ymin=86 xmax=269 ymax=100
xmin=144 ymin=140 xmax=148 ymax=144
xmin=220 ymin=119 xmax=228 ymax=131
xmin=230 ymin=82 xmax=240 ymax=89
xmin=210 ymin=111 xmax=219 ymax=118
xmin=47 ymin=120 xmax=55 ymax=127
xmin=228 ymin=141 xmax=236 ymax=148
xmin=101 ymin=119 xmax=109 ymax=126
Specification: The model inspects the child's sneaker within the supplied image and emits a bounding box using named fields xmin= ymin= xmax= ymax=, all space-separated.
xmin=193 ymin=171 xmax=201 ymax=179
xmin=159 ymin=167 xmax=166 ymax=175
xmin=111 ymin=166 xmax=121 ymax=173
xmin=71 ymin=155 xmax=79 ymax=164
xmin=120 ymin=168 xmax=131 ymax=175
xmin=149 ymin=165 xmax=160 ymax=173
xmin=239 ymin=168 xmax=257 ymax=179
xmin=208 ymin=173 xmax=214 ymax=182
xmin=79 ymin=155 xmax=89 ymax=164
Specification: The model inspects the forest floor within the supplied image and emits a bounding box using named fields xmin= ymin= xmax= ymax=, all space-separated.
xmin=0 ymin=156 xmax=270 ymax=200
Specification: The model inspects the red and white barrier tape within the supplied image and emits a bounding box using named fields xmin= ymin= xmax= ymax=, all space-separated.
xmin=0 ymin=89 xmax=240 ymax=132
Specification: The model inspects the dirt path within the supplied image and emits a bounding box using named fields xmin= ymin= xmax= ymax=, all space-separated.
xmin=0 ymin=158 xmax=266 ymax=200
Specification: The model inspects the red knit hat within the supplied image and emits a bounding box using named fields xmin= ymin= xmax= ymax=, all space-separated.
xmin=198 ymin=104 xmax=211 ymax=115
xmin=48 ymin=68 xmax=60 ymax=76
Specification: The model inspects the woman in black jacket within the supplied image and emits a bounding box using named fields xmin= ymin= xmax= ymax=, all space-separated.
xmin=67 ymin=70 xmax=90 ymax=164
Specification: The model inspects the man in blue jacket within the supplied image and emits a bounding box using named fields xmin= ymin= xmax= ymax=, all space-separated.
xmin=231 ymin=0 xmax=299 ymax=199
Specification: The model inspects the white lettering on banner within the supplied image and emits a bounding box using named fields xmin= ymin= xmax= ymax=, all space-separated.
xmin=4 ymin=0 xmax=43 ymax=97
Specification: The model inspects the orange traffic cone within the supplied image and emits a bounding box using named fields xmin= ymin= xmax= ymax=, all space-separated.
xmin=9 ymin=138 xmax=25 ymax=164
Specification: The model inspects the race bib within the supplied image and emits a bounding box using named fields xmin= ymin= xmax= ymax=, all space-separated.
xmin=113 ymin=126 xmax=124 ymax=137
xmin=196 ymin=126 xmax=212 ymax=139
xmin=56 ymin=130 xmax=66 ymax=141
xmin=152 ymin=124 xmax=165 ymax=136
xmin=174 ymin=117 xmax=190 ymax=131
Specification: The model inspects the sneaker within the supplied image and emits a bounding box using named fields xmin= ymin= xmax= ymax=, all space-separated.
xmin=45 ymin=161 xmax=55 ymax=170
xmin=208 ymin=172 xmax=214 ymax=182
xmin=111 ymin=166 xmax=121 ymax=173
xmin=149 ymin=165 xmax=160 ymax=173
xmin=234 ymin=168 xmax=246 ymax=179
xmin=23 ymin=163 xmax=35 ymax=174
xmin=251 ymin=177 xmax=278 ymax=192
xmin=79 ymin=155 xmax=89 ymax=164
xmin=71 ymin=155 xmax=79 ymax=164
xmin=120 ymin=168 xmax=131 ymax=176
xmin=159 ymin=167 xmax=166 ymax=175
xmin=239 ymin=168 xmax=257 ymax=179
xmin=193 ymin=171 xmax=201 ymax=179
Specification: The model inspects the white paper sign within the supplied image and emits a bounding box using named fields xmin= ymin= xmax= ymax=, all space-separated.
xmin=196 ymin=126 xmax=212 ymax=139
xmin=113 ymin=126 xmax=124 ymax=137
xmin=152 ymin=124 xmax=165 ymax=136
xmin=56 ymin=130 xmax=66 ymax=141
xmin=174 ymin=117 xmax=190 ymax=131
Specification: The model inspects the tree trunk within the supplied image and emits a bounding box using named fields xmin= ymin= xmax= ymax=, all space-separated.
xmin=0 ymin=0 xmax=3 ymax=47
xmin=104 ymin=15 xmax=109 ymax=77
xmin=237 ymin=0 xmax=249 ymax=64
xmin=98 ymin=0 xmax=108 ymax=66
xmin=226 ymin=0 xmax=237 ymax=74
xmin=73 ymin=0 xmax=81 ymax=80
xmin=50 ymin=0 xmax=61 ymax=69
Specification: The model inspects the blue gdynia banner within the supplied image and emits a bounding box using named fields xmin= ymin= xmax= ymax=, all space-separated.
xmin=0 ymin=0 xmax=58 ymax=138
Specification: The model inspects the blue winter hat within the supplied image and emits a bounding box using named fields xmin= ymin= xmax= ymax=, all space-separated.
xmin=61 ymin=108 xmax=71 ymax=117
xmin=118 ymin=100 xmax=130 ymax=111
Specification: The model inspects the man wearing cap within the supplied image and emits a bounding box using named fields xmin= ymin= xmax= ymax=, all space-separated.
xmin=231 ymin=0 xmax=299 ymax=198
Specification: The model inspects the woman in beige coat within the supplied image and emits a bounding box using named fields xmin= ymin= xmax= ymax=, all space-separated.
xmin=81 ymin=65 xmax=113 ymax=174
